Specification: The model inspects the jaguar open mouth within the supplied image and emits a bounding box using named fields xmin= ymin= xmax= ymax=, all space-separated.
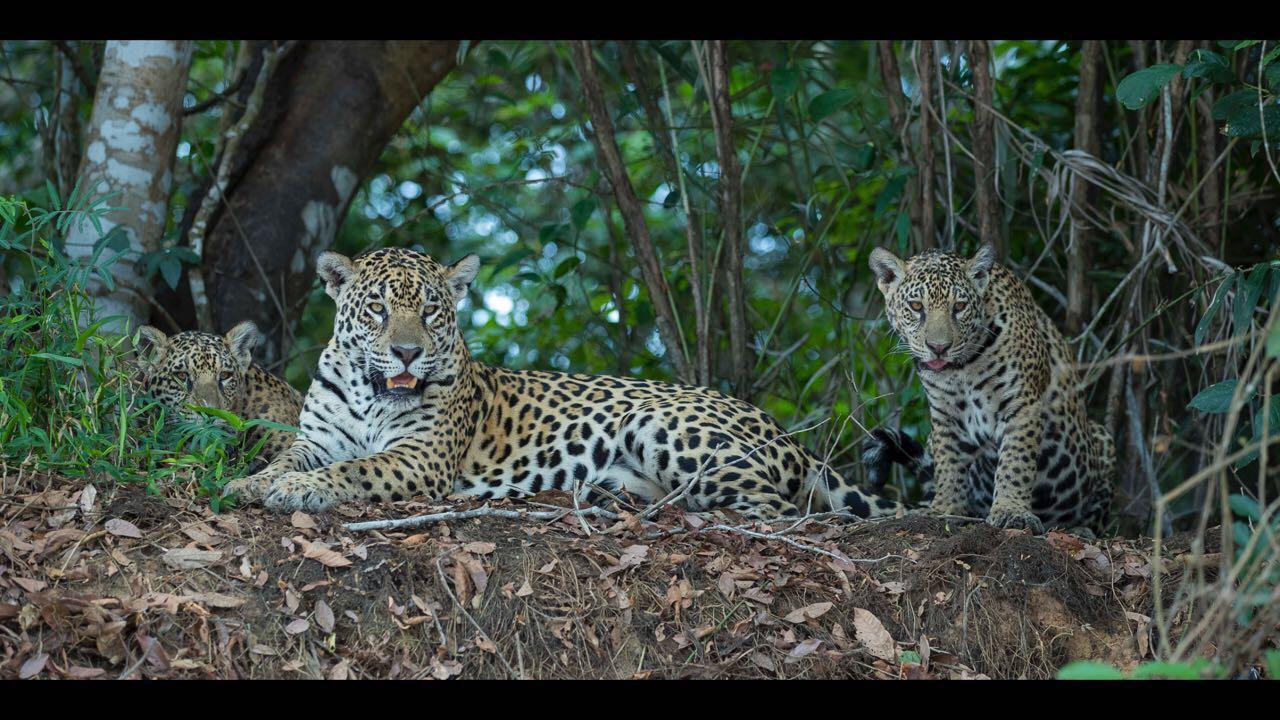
xmin=370 ymin=371 xmax=426 ymax=398
xmin=922 ymin=358 xmax=950 ymax=371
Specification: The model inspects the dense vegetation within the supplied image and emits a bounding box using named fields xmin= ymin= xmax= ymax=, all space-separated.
xmin=0 ymin=40 xmax=1277 ymax=673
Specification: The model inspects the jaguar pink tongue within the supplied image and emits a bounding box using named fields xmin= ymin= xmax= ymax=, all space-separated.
xmin=925 ymin=359 xmax=949 ymax=371
xmin=386 ymin=372 xmax=419 ymax=389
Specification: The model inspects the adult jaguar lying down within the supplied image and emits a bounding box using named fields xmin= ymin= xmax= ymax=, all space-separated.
xmin=225 ymin=247 xmax=901 ymax=521
xmin=862 ymin=244 xmax=1115 ymax=536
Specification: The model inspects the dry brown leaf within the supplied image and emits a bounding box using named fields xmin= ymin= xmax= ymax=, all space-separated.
xmin=315 ymin=599 xmax=335 ymax=633
xmin=852 ymin=607 xmax=897 ymax=661
xmin=161 ymin=548 xmax=222 ymax=570
xmin=300 ymin=539 xmax=352 ymax=568
xmin=463 ymin=541 xmax=496 ymax=555
xmin=188 ymin=592 xmax=245 ymax=609
xmin=19 ymin=653 xmax=48 ymax=679
xmin=515 ymin=580 xmax=534 ymax=597
xmin=786 ymin=638 xmax=822 ymax=661
xmin=783 ymin=601 xmax=833 ymax=624
xmin=66 ymin=665 xmax=106 ymax=679
xmin=290 ymin=511 xmax=317 ymax=529
xmin=284 ymin=618 xmax=310 ymax=635
xmin=105 ymin=518 xmax=143 ymax=539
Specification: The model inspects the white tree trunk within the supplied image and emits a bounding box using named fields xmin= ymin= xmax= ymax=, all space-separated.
xmin=64 ymin=41 xmax=192 ymax=333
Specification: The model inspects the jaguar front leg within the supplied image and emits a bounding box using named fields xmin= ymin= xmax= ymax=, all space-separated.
xmin=223 ymin=436 xmax=333 ymax=505
xmin=986 ymin=401 xmax=1046 ymax=533
xmin=926 ymin=428 xmax=975 ymax=518
xmin=261 ymin=443 xmax=455 ymax=513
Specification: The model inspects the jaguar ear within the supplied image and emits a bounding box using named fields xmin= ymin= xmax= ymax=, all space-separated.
xmin=317 ymin=251 xmax=357 ymax=301
xmin=135 ymin=325 xmax=169 ymax=367
xmin=967 ymin=243 xmax=997 ymax=294
xmin=868 ymin=247 xmax=906 ymax=297
xmin=224 ymin=321 xmax=261 ymax=371
xmin=445 ymin=253 xmax=481 ymax=302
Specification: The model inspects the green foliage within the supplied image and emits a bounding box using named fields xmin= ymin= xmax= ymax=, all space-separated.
xmin=1118 ymin=41 xmax=1280 ymax=142
xmin=1057 ymin=658 xmax=1224 ymax=680
xmin=1116 ymin=64 xmax=1182 ymax=109
xmin=0 ymin=194 xmax=272 ymax=507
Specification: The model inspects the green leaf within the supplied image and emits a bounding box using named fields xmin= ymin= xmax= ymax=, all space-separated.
xmin=188 ymin=405 xmax=245 ymax=431
xmin=662 ymin=188 xmax=681 ymax=209
xmin=570 ymin=198 xmax=596 ymax=230
xmin=1233 ymin=40 xmax=1262 ymax=51
xmin=159 ymin=257 xmax=183 ymax=290
xmin=1128 ymin=660 xmax=1208 ymax=680
xmin=1267 ymin=321 xmax=1280 ymax=358
xmin=492 ymin=247 xmax=535 ymax=275
xmin=898 ymin=650 xmax=921 ymax=665
xmin=1268 ymin=64 xmax=1280 ymax=92
xmin=1223 ymin=100 xmax=1280 ymax=140
xmin=1057 ymin=661 xmax=1124 ymax=680
xmin=770 ymin=66 xmax=800 ymax=100
xmin=1182 ymin=50 xmax=1234 ymax=83
xmin=1115 ymin=64 xmax=1182 ymax=110
xmin=31 ymin=352 xmax=84 ymax=367
xmin=1265 ymin=649 xmax=1280 ymax=680
xmin=1229 ymin=493 xmax=1262 ymax=522
xmin=1195 ymin=275 xmax=1235 ymax=346
xmin=553 ymin=256 xmax=581 ymax=279
xmin=1213 ymin=90 xmax=1259 ymax=120
xmin=1234 ymin=263 xmax=1269 ymax=334
xmin=1187 ymin=379 xmax=1244 ymax=413
xmin=808 ymin=88 xmax=855 ymax=123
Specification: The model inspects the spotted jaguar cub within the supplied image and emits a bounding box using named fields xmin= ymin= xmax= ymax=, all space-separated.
xmin=863 ymin=244 xmax=1114 ymax=536
xmin=225 ymin=247 xmax=902 ymax=522
xmin=137 ymin=322 xmax=302 ymax=470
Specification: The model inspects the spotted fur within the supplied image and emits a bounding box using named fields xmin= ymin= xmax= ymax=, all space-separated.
xmin=225 ymin=247 xmax=902 ymax=522
xmin=864 ymin=244 xmax=1115 ymax=535
xmin=137 ymin=322 xmax=302 ymax=470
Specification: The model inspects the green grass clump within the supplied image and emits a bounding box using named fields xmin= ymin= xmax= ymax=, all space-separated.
xmin=0 ymin=191 xmax=275 ymax=510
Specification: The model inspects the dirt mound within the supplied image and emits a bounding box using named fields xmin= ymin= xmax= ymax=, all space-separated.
xmin=0 ymin=474 xmax=1216 ymax=679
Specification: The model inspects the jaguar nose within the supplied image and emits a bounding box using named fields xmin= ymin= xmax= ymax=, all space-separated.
xmin=927 ymin=341 xmax=951 ymax=356
xmin=391 ymin=345 xmax=423 ymax=366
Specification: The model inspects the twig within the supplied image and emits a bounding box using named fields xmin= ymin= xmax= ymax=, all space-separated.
xmin=341 ymin=503 xmax=619 ymax=533
xmin=433 ymin=555 xmax=517 ymax=678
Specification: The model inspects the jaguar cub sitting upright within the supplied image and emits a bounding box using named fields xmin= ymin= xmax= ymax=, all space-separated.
xmin=863 ymin=244 xmax=1114 ymax=536
xmin=137 ymin=322 xmax=302 ymax=470
xmin=226 ymin=247 xmax=901 ymax=522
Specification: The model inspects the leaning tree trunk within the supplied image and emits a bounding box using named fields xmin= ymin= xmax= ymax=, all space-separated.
xmin=183 ymin=41 xmax=458 ymax=367
xmin=63 ymin=41 xmax=192 ymax=333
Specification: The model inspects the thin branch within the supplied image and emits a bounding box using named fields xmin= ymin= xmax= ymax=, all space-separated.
xmin=568 ymin=40 xmax=693 ymax=383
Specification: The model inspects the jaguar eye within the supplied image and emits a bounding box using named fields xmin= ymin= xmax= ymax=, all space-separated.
xmin=908 ymin=301 xmax=924 ymax=312
xmin=369 ymin=302 xmax=386 ymax=315
xmin=219 ymin=371 xmax=234 ymax=384
xmin=954 ymin=301 xmax=967 ymax=313
xmin=422 ymin=304 xmax=440 ymax=319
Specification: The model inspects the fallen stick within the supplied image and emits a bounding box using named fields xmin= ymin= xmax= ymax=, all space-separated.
xmin=342 ymin=503 xmax=620 ymax=533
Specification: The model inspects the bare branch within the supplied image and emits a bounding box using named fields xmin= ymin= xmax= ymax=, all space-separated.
xmin=569 ymin=41 xmax=693 ymax=383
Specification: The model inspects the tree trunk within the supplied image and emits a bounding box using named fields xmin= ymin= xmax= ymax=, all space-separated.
xmin=706 ymin=41 xmax=752 ymax=397
xmin=875 ymin=41 xmax=924 ymax=248
xmin=63 ymin=41 xmax=192 ymax=333
xmin=569 ymin=40 xmax=693 ymax=384
xmin=916 ymin=41 xmax=937 ymax=250
xmin=968 ymin=40 xmax=1003 ymax=257
xmin=189 ymin=41 xmax=458 ymax=366
xmin=1066 ymin=40 xmax=1101 ymax=336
